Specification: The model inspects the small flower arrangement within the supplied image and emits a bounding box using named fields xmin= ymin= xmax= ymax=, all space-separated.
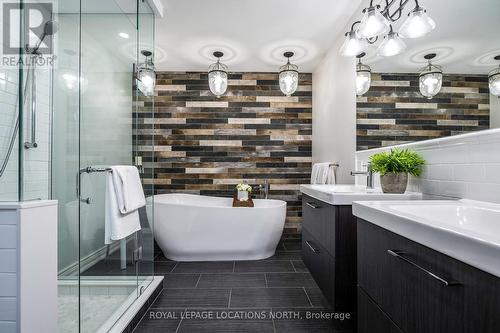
xmin=236 ymin=183 xmax=252 ymax=201
xmin=236 ymin=183 xmax=252 ymax=193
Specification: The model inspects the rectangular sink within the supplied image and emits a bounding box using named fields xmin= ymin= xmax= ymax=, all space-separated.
xmin=353 ymin=199 xmax=500 ymax=278
xmin=300 ymin=184 xmax=421 ymax=205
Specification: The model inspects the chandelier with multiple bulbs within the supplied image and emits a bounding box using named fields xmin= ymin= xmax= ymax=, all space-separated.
xmin=340 ymin=0 xmax=436 ymax=58
xmin=207 ymin=51 xmax=300 ymax=98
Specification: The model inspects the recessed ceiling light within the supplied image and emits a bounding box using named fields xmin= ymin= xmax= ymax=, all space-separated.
xmin=119 ymin=32 xmax=129 ymax=39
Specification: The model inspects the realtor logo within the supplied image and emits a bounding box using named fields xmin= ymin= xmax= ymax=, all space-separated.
xmin=2 ymin=2 xmax=54 ymax=55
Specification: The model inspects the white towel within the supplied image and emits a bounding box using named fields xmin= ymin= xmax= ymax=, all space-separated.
xmin=104 ymin=166 xmax=144 ymax=244
xmin=311 ymin=163 xmax=336 ymax=185
xmin=111 ymin=166 xmax=146 ymax=214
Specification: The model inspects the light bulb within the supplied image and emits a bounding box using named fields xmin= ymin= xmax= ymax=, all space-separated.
xmin=279 ymin=70 xmax=299 ymax=96
xmin=419 ymin=72 xmax=442 ymax=99
xmin=357 ymin=6 xmax=390 ymax=39
xmin=489 ymin=67 xmax=500 ymax=96
xmin=356 ymin=61 xmax=371 ymax=96
xmin=377 ymin=31 xmax=406 ymax=57
xmin=340 ymin=31 xmax=368 ymax=57
xmin=208 ymin=70 xmax=228 ymax=97
xmin=399 ymin=6 xmax=436 ymax=39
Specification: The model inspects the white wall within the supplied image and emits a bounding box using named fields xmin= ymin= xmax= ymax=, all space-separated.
xmin=0 ymin=66 xmax=51 ymax=202
xmin=312 ymin=38 xmax=357 ymax=184
xmin=356 ymin=129 xmax=500 ymax=204
xmin=491 ymin=94 xmax=500 ymax=129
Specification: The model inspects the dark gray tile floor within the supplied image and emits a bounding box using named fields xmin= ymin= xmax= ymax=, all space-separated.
xmin=131 ymin=237 xmax=354 ymax=333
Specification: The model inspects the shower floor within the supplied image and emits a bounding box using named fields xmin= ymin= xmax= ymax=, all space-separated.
xmin=58 ymin=281 xmax=138 ymax=333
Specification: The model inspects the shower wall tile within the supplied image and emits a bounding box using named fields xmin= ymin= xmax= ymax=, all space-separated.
xmin=134 ymin=72 xmax=312 ymax=233
xmin=356 ymin=73 xmax=490 ymax=151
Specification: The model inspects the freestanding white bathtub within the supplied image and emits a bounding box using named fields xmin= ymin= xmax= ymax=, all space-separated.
xmin=150 ymin=194 xmax=287 ymax=261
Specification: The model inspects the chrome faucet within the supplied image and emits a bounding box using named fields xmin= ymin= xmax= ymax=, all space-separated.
xmin=351 ymin=162 xmax=374 ymax=189
xmin=258 ymin=180 xmax=269 ymax=199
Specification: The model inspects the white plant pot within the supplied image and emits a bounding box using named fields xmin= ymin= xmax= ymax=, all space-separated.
xmin=237 ymin=191 xmax=249 ymax=201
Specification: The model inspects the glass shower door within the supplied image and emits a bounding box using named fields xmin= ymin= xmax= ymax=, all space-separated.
xmin=78 ymin=1 xmax=140 ymax=332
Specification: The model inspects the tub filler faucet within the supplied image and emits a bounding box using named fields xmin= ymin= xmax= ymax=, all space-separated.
xmin=351 ymin=162 xmax=374 ymax=189
xmin=257 ymin=180 xmax=269 ymax=199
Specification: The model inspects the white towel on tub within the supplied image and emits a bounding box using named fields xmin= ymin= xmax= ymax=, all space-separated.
xmin=104 ymin=166 xmax=144 ymax=244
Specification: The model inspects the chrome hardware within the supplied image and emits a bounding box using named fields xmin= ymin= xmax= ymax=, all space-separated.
xmin=259 ymin=179 xmax=269 ymax=199
xmin=79 ymin=166 xmax=113 ymax=174
xmin=306 ymin=202 xmax=321 ymax=209
xmin=351 ymin=162 xmax=374 ymax=189
xmin=306 ymin=241 xmax=320 ymax=254
xmin=80 ymin=197 xmax=91 ymax=205
xmin=387 ymin=250 xmax=460 ymax=286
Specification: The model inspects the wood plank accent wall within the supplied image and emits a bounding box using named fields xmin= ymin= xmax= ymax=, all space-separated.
xmin=134 ymin=72 xmax=313 ymax=233
xmin=356 ymin=73 xmax=490 ymax=151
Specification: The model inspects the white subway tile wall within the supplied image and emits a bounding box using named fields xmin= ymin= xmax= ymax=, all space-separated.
xmin=355 ymin=128 xmax=500 ymax=204
xmin=0 ymin=68 xmax=51 ymax=201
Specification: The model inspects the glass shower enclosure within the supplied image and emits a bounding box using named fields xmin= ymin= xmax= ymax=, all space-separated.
xmin=0 ymin=0 xmax=156 ymax=331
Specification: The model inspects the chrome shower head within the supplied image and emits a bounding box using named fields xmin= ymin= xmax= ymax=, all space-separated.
xmin=43 ymin=20 xmax=59 ymax=36
xmin=31 ymin=20 xmax=58 ymax=53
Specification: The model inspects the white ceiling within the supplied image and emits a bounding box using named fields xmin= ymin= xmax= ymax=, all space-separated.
xmin=365 ymin=0 xmax=500 ymax=74
xmin=153 ymin=0 xmax=362 ymax=72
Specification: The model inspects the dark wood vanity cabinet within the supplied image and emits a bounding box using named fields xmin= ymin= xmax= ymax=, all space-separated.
xmin=357 ymin=219 xmax=500 ymax=333
xmin=301 ymin=194 xmax=357 ymax=313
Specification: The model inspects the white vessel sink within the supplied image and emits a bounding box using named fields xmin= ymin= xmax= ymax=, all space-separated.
xmin=353 ymin=199 xmax=500 ymax=278
xmin=300 ymin=184 xmax=421 ymax=205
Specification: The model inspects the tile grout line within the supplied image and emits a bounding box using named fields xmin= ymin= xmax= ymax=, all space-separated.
xmin=291 ymin=260 xmax=297 ymax=272
xmin=194 ymin=274 xmax=202 ymax=288
xmin=232 ymin=261 xmax=235 ymax=273
xmin=174 ymin=308 xmax=187 ymax=333
xmin=228 ymin=288 xmax=232 ymax=308
xmin=302 ymin=287 xmax=314 ymax=307
xmin=170 ymin=262 xmax=178 ymax=273
xmin=264 ymin=273 xmax=268 ymax=288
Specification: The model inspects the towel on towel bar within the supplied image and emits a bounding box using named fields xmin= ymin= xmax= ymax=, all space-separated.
xmin=104 ymin=166 xmax=145 ymax=244
xmin=311 ymin=163 xmax=336 ymax=185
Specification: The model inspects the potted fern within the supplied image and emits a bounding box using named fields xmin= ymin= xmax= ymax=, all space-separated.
xmin=369 ymin=148 xmax=426 ymax=194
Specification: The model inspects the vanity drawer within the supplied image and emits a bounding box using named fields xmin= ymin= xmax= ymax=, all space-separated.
xmin=357 ymin=219 xmax=464 ymax=333
xmin=302 ymin=229 xmax=334 ymax=304
xmin=358 ymin=287 xmax=402 ymax=333
xmin=302 ymin=194 xmax=335 ymax=256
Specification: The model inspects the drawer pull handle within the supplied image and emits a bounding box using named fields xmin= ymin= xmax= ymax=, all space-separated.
xmin=306 ymin=202 xmax=321 ymax=209
xmin=306 ymin=241 xmax=320 ymax=254
xmin=387 ymin=250 xmax=460 ymax=286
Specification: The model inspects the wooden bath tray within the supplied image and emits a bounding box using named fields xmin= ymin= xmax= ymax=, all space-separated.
xmin=233 ymin=197 xmax=254 ymax=207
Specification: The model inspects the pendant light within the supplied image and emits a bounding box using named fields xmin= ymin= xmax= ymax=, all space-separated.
xmin=208 ymin=51 xmax=228 ymax=98
xmin=377 ymin=27 xmax=406 ymax=57
xmin=340 ymin=30 xmax=368 ymax=57
xmin=357 ymin=5 xmax=390 ymax=39
xmin=419 ymin=53 xmax=442 ymax=99
xmin=279 ymin=52 xmax=299 ymax=97
xmin=137 ymin=50 xmax=156 ymax=97
xmin=356 ymin=52 xmax=371 ymax=96
xmin=399 ymin=5 xmax=436 ymax=39
xmin=489 ymin=56 xmax=500 ymax=97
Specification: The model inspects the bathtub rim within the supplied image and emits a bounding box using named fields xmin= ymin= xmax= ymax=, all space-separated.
xmin=148 ymin=193 xmax=287 ymax=210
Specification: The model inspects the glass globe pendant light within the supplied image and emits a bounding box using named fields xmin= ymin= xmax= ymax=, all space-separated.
xmin=279 ymin=52 xmax=299 ymax=97
xmin=208 ymin=51 xmax=228 ymax=98
xmin=489 ymin=56 xmax=500 ymax=97
xmin=137 ymin=50 xmax=156 ymax=97
xmin=340 ymin=30 xmax=368 ymax=57
xmin=399 ymin=4 xmax=436 ymax=39
xmin=357 ymin=5 xmax=390 ymax=39
xmin=356 ymin=52 xmax=371 ymax=96
xmin=377 ymin=27 xmax=406 ymax=57
xmin=419 ymin=53 xmax=443 ymax=99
